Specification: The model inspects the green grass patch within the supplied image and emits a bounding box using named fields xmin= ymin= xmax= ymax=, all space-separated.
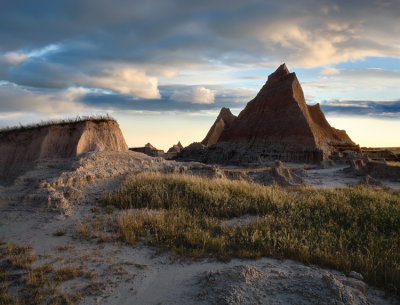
xmin=103 ymin=172 xmax=400 ymax=295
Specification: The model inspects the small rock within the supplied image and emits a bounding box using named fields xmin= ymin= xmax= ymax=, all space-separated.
xmin=349 ymin=271 xmax=364 ymax=281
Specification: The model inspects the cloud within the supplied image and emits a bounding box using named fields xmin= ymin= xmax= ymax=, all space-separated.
xmin=81 ymin=68 xmax=161 ymax=99
xmin=171 ymin=86 xmax=215 ymax=104
xmin=1 ymin=0 xmax=399 ymax=72
xmin=2 ymin=52 xmax=27 ymax=65
xmin=0 ymin=0 xmax=399 ymax=120
xmin=0 ymin=83 xmax=90 ymax=114
xmin=321 ymin=100 xmax=400 ymax=118
xmin=320 ymin=67 xmax=340 ymax=75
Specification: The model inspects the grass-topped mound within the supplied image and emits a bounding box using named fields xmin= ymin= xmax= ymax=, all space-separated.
xmin=0 ymin=115 xmax=115 ymax=135
xmin=103 ymin=172 xmax=400 ymax=295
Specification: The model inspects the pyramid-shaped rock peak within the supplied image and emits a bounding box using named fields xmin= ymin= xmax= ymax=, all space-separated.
xmin=204 ymin=64 xmax=359 ymax=162
xmin=167 ymin=141 xmax=184 ymax=153
xmin=201 ymin=107 xmax=237 ymax=146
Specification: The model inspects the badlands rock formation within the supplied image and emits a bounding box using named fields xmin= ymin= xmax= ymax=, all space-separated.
xmin=129 ymin=142 xmax=165 ymax=157
xmin=184 ymin=64 xmax=359 ymax=164
xmin=201 ymin=108 xmax=236 ymax=146
xmin=167 ymin=141 xmax=183 ymax=153
xmin=0 ymin=119 xmax=128 ymax=182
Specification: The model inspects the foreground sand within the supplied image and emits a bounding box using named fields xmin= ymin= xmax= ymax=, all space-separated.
xmin=0 ymin=151 xmax=399 ymax=304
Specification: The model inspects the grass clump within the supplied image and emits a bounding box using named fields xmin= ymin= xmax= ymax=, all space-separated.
xmin=56 ymin=266 xmax=85 ymax=281
xmin=104 ymin=172 xmax=400 ymax=295
xmin=0 ymin=242 xmax=82 ymax=305
xmin=7 ymin=243 xmax=36 ymax=269
xmin=0 ymin=114 xmax=115 ymax=136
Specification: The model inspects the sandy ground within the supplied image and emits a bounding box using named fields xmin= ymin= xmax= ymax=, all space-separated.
xmin=304 ymin=165 xmax=400 ymax=189
xmin=0 ymin=151 xmax=399 ymax=304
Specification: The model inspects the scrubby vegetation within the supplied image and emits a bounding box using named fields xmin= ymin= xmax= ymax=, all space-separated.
xmin=103 ymin=172 xmax=400 ymax=295
xmin=0 ymin=241 xmax=83 ymax=305
xmin=0 ymin=114 xmax=115 ymax=135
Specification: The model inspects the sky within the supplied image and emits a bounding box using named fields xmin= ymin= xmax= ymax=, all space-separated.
xmin=0 ymin=0 xmax=399 ymax=150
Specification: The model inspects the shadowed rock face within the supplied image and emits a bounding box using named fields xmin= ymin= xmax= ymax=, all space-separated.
xmin=194 ymin=64 xmax=359 ymax=164
xmin=219 ymin=64 xmax=354 ymax=151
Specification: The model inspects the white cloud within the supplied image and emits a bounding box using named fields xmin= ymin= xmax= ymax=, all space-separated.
xmin=0 ymin=83 xmax=90 ymax=114
xmin=81 ymin=68 xmax=161 ymax=99
xmin=191 ymin=87 xmax=215 ymax=104
xmin=2 ymin=52 xmax=27 ymax=65
xmin=171 ymin=86 xmax=215 ymax=104
xmin=320 ymin=67 xmax=340 ymax=75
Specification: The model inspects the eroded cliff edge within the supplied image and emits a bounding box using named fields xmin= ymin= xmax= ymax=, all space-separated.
xmin=0 ymin=118 xmax=128 ymax=182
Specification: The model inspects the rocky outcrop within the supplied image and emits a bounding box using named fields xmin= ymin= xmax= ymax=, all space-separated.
xmin=181 ymin=64 xmax=359 ymax=164
xmin=0 ymin=119 xmax=128 ymax=183
xmin=167 ymin=141 xmax=183 ymax=154
xmin=129 ymin=143 xmax=165 ymax=157
xmin=165 ymin=141 xmax=184 ymax=159
xmin=202 ymin=108 xmax=236 ymax=146
xmin=361 ymin=148 xmax=400 ymax=162
xmin=345 ymin=160 xmax=400 ymax=182
xmin=248 ymin=161 xmax=308 ymax=187
xmin=197 ymin=264 xmax=377 ymax=305
xmin=177 ymin=142 xmax=208 ymax=162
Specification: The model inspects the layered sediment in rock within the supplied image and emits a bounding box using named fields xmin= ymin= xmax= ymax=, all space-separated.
xmin=184 ymin=64 xmax=359 ymax=164
xmin=201 ymin=108 xmax=236 ymax=146
xmin=0 ymin=119 xmax=128 ymax=182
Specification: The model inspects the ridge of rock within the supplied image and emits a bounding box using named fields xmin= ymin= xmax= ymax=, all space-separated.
xmin=194 ymin=64 xmax=359 ymax=163
xmin=201 ymin=108 xmax=237 ymax=146
xmin=167 ymin=141 xmax=184 ymax=153
xmin=0 ymin=119 xmax=128 ymax=182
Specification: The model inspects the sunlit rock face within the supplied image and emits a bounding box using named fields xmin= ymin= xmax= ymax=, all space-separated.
xmin=0 ymin=119 xmax=128 ymax=182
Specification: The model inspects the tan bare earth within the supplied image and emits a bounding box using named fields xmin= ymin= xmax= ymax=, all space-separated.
xmin=0 ymin=120 xmax=399 ymax=305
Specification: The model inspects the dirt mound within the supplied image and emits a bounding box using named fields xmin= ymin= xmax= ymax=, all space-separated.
xmin=0 ymin=119 xmax=128 ymax=183
xmin=359 ymin=175 xmax=383 ymax=187
xmin=249 ymin=161 xmax=308 ymax=187
xmin=345 ymin=160 xmax=400 ymax=182
xmin=191 ymin=64 xmax=359 ymax=164
xmin=196 ymin=264 xmax=378 ymax=305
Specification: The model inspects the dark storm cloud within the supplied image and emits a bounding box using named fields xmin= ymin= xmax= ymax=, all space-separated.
xmin=1 ymin=0 xmax=399 ymax=66
xmin=80 ymin=89 xmax=249 ymax=113
xmin=0 ymin=0 xmax=400 ymax=115
xmin=321 ymin=100 xmax=400 ymax=118
xmin=80 ymin=90 xmax=400 ymax=119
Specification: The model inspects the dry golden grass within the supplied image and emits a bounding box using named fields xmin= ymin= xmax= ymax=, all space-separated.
xmin=0 ymin=114 xmax=115 ymax=135
xmin=104 ymin=172 xmax=400 ymax=295
xmin=0 ymin=242 xmax=83 ymax=305
xmin=7 ymin=243 xmax=36 ymax=269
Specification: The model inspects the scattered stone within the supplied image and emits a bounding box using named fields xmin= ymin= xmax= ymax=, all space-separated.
xmin=359 ymin=175 xmax=383 ymax=187
xmin=349 ymin=271 xmax=364 ymax=281
xmin=196 ymin=265 xmax=372 ymax=305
